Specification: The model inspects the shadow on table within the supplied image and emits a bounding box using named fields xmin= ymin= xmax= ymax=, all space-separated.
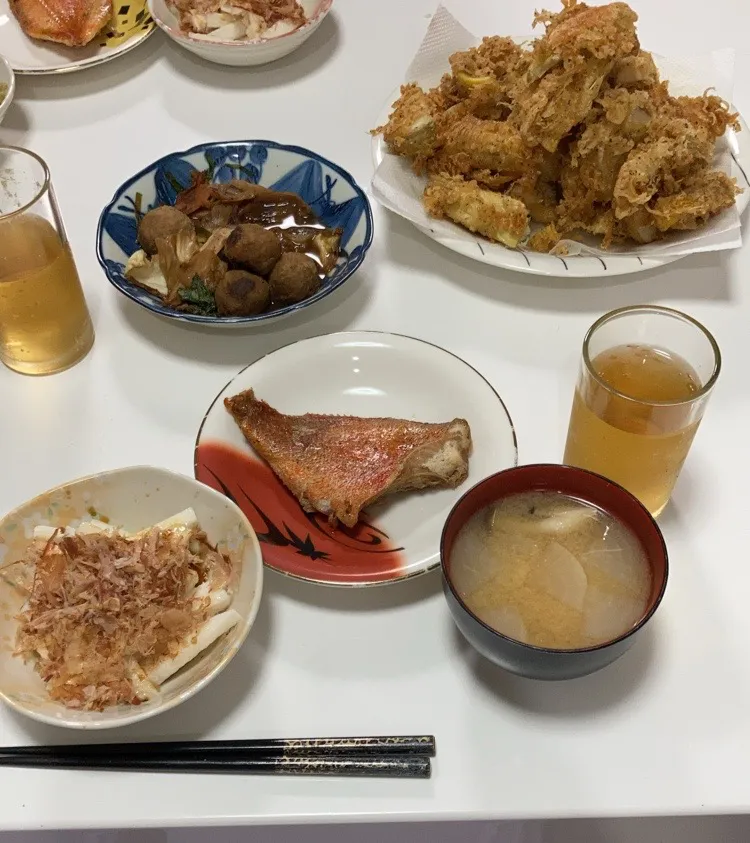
xmin=383 ymin=214 xmax=734 ymax=314
xmin=114 ymin=262 xmax=373 ymax=367
xmin=9 ymin=32 xmax=162 ymax=127
xmin=449 ymin=622 xmax=657 ymax=717
xmin=265 ymin=566 xmax=442 ymax=613
xmin=0 ymin=99 xmax=31 ymax=146
xmin=160 ymin=12 xmax=341 ymax=92
xmin=7 ymin=584 xmax=275 ymax=744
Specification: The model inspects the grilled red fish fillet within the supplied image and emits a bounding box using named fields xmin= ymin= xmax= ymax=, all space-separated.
xmin=10 ymin=0 xmax=111 ymax=47
xmin=224 ymin=389 xmax=472 ymax=528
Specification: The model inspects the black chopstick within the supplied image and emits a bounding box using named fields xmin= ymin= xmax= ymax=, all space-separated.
xmin=0 ymin=753 xmax=431 ymax=778
xmin=0 ymin=734 xmax=435 ymax=759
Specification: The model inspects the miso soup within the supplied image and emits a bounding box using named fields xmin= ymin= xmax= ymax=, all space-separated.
xmin=449 ymin=491 xmax=652 ymax=649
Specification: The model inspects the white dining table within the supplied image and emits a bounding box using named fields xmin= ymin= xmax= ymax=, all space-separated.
xmin=2 ymin=0 xmax=750 ymax=834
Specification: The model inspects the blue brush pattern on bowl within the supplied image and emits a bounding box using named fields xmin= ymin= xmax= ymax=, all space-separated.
xmin=96 ymin=140 xmax=374 ymax=325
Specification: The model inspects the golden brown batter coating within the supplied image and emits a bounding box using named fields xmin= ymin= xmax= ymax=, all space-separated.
xmin=372 ymin=0 xmax=741 ymax=252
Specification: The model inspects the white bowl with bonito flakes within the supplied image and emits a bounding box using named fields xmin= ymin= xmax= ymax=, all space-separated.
xmin=0 ymin=465 xmax=263 ymax=729
xmin=148 ymin=0 xmax=332 ymax=67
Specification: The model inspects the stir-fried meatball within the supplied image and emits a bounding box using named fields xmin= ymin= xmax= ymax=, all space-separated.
xmin=215 ymin=270 xmax=270 ymax=316
xmin=222 ymin=224 xmax=282 ymax=276
xmin=269 ymin=253 xmax=321 ymax=306
xmin=138 ymin=206 xmax=195 ymax=255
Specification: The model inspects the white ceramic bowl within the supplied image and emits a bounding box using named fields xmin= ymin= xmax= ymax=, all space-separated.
xmin=148 ymin=0 xmax=332 ymax=66
xmin=0 ymin=465 xmax=263 ymax=729
xmin=0 ymin=54 xmax=15 ymax=125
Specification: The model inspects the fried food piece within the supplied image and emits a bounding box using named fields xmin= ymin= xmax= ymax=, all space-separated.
xmin=649 ymin=170 xmax=739 ymax=232
xmin=674 ymin=93 xmax=740 ymax=141
xmin=613 ymin=124 xmax=714 ymax=218
xmin=510 ymin=57 xmax=615 ymax=152
xmin=611 ymin=171 xmax=738 ymax=243
xmin=532 ymin=1 xmax=639 ymax=64
xmin=510 ymin=1 xmax=639 ymax=151
xmin=432 ymin=115 xmax=531 ymax=182
xmin=374 ymin=83 xmax=439 ymax=159
xmin=615 ymin=207 xmax=658 ymax=243
xmin=596 ymin=86 xmax=654 ymax=132
xmin=559 ymin=88 xmax=653 ymax=212
xmin=455 ymin=79 xmax=513 ymax=121
xmin=610 ymin=51 xmax=659 ymax=88
xmin=556 ymin=189 xmax=619 ymax=246
xmin=423 ymin=174 xmax=529 ymax=248
xmin=9 ymin=0 xmax=111 ymax=46
xmin=449 ymin=36 xmax=526 ymax=81
xmin=527 ymin=224 xmax=564 ymax=252
xmin=507 ymin=171 xmax=559 ymax=224
xmin=224 ymin=389 xmax=472 ymax=528
xmin=446 ymin=36 xmax=532 ymax=108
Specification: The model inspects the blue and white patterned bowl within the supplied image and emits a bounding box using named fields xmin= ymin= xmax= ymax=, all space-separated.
xmin=96 ymin=140 xmax=373 ymax=325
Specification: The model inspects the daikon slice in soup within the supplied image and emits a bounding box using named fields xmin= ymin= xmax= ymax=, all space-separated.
xmin=449 ymin=491 xmax=651 ymax=650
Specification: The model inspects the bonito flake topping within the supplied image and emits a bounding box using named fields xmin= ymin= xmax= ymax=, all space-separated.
xmin=14 ymin=520 xmax=232 ymax=711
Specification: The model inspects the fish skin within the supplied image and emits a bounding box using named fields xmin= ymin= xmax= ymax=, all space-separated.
xmin=224 ymin=388 xmax=472 ymax=528
xmin=9 ymin=0 xmax=112 ymax=47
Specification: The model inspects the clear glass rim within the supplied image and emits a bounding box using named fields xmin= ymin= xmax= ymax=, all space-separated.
xmin=582 ymin=304 xmax=722 ymax=407
xmin=0 ymin=145 xmax=51 ymax=221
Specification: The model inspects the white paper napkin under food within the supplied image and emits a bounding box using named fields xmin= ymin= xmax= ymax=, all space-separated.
xmin=371 ymin=5 xmax=742 ymax=258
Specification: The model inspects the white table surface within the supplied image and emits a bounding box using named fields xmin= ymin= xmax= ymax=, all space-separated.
xmin=2 ymin=0 xmax=750 ymax=832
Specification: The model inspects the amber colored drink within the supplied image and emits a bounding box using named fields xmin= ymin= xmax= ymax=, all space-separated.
xmin=0 ymin=214 xmax=94 ymax=375
xmin=564 ymin=343 xmax=703 ymax=516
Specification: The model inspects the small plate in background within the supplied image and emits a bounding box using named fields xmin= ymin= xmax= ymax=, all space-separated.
xmin=0 ymin=0 xmax=154 ymax=75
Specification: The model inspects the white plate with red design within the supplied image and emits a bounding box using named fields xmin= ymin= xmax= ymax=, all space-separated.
xmin=194 ymin=331 xmax=518 ymax=587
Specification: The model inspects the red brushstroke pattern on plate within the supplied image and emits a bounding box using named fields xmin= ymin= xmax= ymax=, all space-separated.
xmin=196 ymin=441 xmax=405 ymax=584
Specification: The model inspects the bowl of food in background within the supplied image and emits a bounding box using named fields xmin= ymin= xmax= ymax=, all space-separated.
xmin=0 ymin=55 xmax=15 ymax=125
xmin=0 ymin=465 xmax=263 ymax=728
xmin=441 ymin=464 xmax=668 ymax=680
xmin=96 ymin=139 xmax=372 ymax=325
xmin=147 ymin=0 xmax=332 ymax=66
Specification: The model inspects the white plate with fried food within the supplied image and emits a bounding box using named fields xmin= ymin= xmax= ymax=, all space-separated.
xmin=195 ymin=331 xmax=518 ymax=586
xmin=0 ymin=466 xmax=263 ymax=728
xmin=0 ymin=0 xmax=154 ymax=74
xmin=371 ymin=2 xmax=750 ymax=278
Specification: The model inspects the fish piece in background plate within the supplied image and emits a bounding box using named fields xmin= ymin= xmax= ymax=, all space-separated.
xmin=9 ymin=0 xmax=112 ymax=46
xmin=224 ymin=388 xmax=473 ymax=528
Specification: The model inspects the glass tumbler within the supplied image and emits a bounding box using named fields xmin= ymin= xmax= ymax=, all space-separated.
xmin=0 ymin=146 xmax=94 ymax=375
xmin=563 ymin=305 xmax=721 ymax=517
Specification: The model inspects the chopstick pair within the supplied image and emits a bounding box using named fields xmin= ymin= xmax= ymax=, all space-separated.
xmin=0 ymin=735 xmax=436 ymax=778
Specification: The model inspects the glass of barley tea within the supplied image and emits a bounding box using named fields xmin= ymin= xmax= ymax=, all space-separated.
xmin=0 ymin=146 xmax=94 ymax=375
xmin=563 ymin=305 xmax=720 ymax=517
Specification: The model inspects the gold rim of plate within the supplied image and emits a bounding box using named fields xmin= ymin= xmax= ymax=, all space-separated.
xmin=11 ymin=0 xmax=155 ymax=76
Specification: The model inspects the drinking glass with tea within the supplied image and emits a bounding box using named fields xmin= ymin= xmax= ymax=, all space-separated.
xmin=563 ymin=305 xmax=721 ymax=517
xmin=0 ymin=146 xmax=94 ymax=375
